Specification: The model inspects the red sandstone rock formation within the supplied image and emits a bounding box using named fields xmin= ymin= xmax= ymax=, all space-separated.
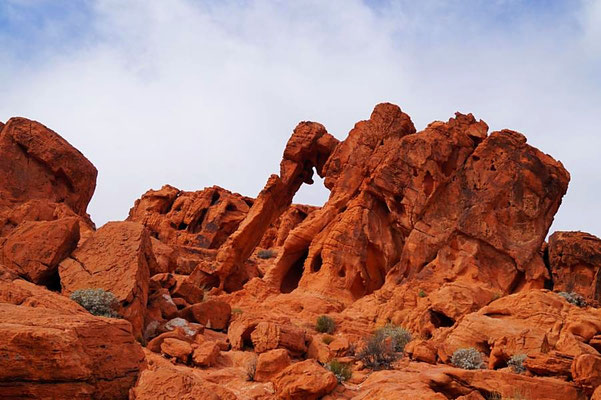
xmin=548 ymin=231 xmax=601 ymax=304
xmin=1 ymin=106 xmax=600 ymax=400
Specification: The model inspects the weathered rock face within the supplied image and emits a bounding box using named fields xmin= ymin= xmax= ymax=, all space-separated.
xmin=0 ymin=118 xmax=97 ymax=218
xmin=128 ymin=185 xmax=253 ymax=250
xmin=214 ymin=121 xmax=339 ymax=290
xmin=273 ymin=359 xmax=337 ymax=400
xmin=1 ymin=217 xmax=79 ymax=286
xmin=0 ymin=302 xmax=145 ymax=400
xmin=59 ymin=221 xmax=155 ymax=338
xmin=436 ymin=290 xmax=601 ymax=367
xmin=548 ymin=231 xmax=601 ymax=304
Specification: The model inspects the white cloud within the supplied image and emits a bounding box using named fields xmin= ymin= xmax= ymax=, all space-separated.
xmin=0 ymin=0 xmax=600 ymax=237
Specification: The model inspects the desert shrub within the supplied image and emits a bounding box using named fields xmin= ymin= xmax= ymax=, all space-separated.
xmin=357 ymin=332 xmax=398 ymax=370
xmin=418 ymin=289 xmax=427 ymax=297
xmin=70 ymin=288 xmax=120 ymax=318
xmin=450 ymin=347 xmax=485 ymax=370
xmin=231 ymin=308 xmax=243 ymax=315
xmin=257 ymin=249 xmax=276 ymax=259
xmin=322 ymin=334 xmax=335 ymax=345
xmin=326 ymin=359 xmax=352 ymax=382
xmin=508 ymin=353 xmax=527 ymax=374
xmin=245 ymin=357 xmax=257 ymax=381
xmin=374 ymin=323 xmax=412 ymax=352
xmin=316 ymin=315 xmax=336 ymax=334
xmin=557 ymin=291 xmax=586 ymax=307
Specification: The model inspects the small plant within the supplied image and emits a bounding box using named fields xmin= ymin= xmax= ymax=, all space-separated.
xmin=557 ymin=291 xmax=586 ymax=307
xmin=70 ymin=288 xmax=120 ymax=318
xmin=450 ymin=347 xmax=485 ymax=370
xmin=326 ymin=359 xmax=352 ymax=382
xmin=316 ymin=315 xmax=336 ymax=334
xmin=508 ymin=353 xmax=527 ymax=374
xmin=245 ymin=357 xmax=257 ymax=381
xmin=257 ymin=249 xmax=276 ymax=259
xmin=231 ymin=308 xmax=243 ymax=315
xmin=418 ymin=289 xmax=426 ymax=298
xmin=322 ymin=334 xmax=335 ymax=345
xmin=356 ymin=332 xmax=398 ymax=370
xmin=491 ymin=292 xmax=502 ymax=302
xmin=374 ymin=323 xmax=412 ymax=352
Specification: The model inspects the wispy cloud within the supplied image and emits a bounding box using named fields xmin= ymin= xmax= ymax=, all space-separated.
xmin=0 ymin=0 xmax=599 ymax=236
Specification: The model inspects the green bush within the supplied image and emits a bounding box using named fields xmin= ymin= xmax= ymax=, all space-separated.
xmin=326 ymin=359 xmax=352 ymax=382
xmin=418 ymin=289 xmax=426 ymax=297
xmin=508 ymin=353 xmax=527 ymax=374
xmin=356 ymin=331 xmax=398 ymax=370
xmin=374 ymin=323 xmax=412 ymax=352
xmin=316 ymin=315 xmax=336 ymax=334
xmin=450 ymin=347 xmax=485 ymax=370
xmin=557 ymin=291 xmax=586 ymax=307
xmin=70 ymin=288 xmax=120 ymax=318
xmin=231 ymin=308 xmax=243 ymax=315
xmin=257 ymin=249 xmax=277 ymax=259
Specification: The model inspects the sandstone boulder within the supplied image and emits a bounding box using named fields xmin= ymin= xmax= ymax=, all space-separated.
xmin=250 ymin=321 xmax=307 ymax=355
xmin=0 ymin=117 xmax=97 ymax=217
xmin=254 ymin=348 xmax=291 ymax=382
xmin=192 ymin=341 xmax=221 ymax=367
xmin=161 ymin=338 xmax=193 ymax=363
xmin=548 ymin=231 xmax=601 ymax=304
xmin=273 ymin=359 xmax=337 ymax=400
xmin=0 ymin=303 xmax=144 ymax=399
xmin=571 ymin=353 xmax=601 ymax=390
xmin=1 ymin=217 xmax=79 ymax=285
xmin=59 ymin=221 xmax=155 ymax=338
xmin=179 ymin=299 xmax=231 ymax=330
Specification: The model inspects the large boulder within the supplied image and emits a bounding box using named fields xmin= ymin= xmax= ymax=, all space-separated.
xmin=59 ymin=221 xmax=156 ymax=338
xmin=548 ymin=231 xmax=601 ymax=304
xmin=1 ymin=217 xmax=79 ymax=285
xmin=129 ymin=350 xmax=236 ymax=400
xmin=273 ymin=359 xmax=337 ymax=400
xmin=0 ymin=302 xmax=144 ymax=399
xmin=0 ymin=117 xmax=97 ymax=218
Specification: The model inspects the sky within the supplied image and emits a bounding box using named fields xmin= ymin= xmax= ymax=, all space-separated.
xmin=0 ymin=0 xmax=600 ymax=236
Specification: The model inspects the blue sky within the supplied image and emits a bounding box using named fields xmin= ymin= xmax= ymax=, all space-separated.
xmin=0 ymin=0 xmax=600 ymax=236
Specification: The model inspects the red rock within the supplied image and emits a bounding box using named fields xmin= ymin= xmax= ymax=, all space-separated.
xmin=307 ymin=335 xmax=332 ymax=363
xmin=406 ymin=339 xmax=438 ymax=364
xmin=0 ymin=278 xmax=85 ymax=314
xmin=171 ymin=273 xmax=205 ymax=304
xmin=129 ymin=351 xmax=237 ymax=400
xmin=59 ymin=221 xmax=155 ymax=338
xmin=250 ymin=321 xmax=307 ymax=355
xmin=215 ymin=121 xmax=339 ymax=290
xmin=147 ymin=288 xmax=179 ymax=321
xmin=192 ymin=341 xmax=221 ymax=367
xmin=0 ymin=303 xmax=144 ymax=399
xmin=523 ymin=351 xmax=573 ymax=377
xmin=1 ymin=217 xmax=79 ymax=285
xmin=179 ymin=299 xmax=231 ymax=330
xmin=147 ymin=327 xmax=195 ymax=353
xmin=593 ymin=386 xmax=601 ymax=400
xmin=0 ymin=117 xmax=97 ymax=217
xmin=128 ymin=185 xmax=252 ymax=250
xmin=548 ymin=231 xmax=601 ymax=304
xmin=150 ymin=237 xmax=177 ymax=274
xmin=254 ymin=348 xmax=291 ymax=382
xmin=421 ymin=366 xmax=585 ymax=400
xmin=438 ymin=290 xmax=601 ymax=367
xmin=328 ymin=336 xmax=350 ymax=356
xmin=571 ymin=354 xmax=601 ymax=390
xmin=273 ymin=359 xmax=338 ymax=400
xmin=160 ymin=338 xmax=193 ymax=362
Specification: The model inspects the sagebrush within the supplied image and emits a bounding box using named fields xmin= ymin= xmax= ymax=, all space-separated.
xmin=374 ymin=323 xmax=412 ymax=352
xmin=557 ymin=291 xmax=586 ymax=307
xmin=450 ymin=347 xmax=485 ymax=370
xmin=257 ymin=249 xmax=276 ymax=259
xmin=316 ymin=315 xmax=336 ymax=334
xmin=70 ymin=288 xmax=120 ymax=318
xmin=508 ymin=353 xmax=527 ymax=374
xmin=326 ymin=359 xmax=352 ymax=382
